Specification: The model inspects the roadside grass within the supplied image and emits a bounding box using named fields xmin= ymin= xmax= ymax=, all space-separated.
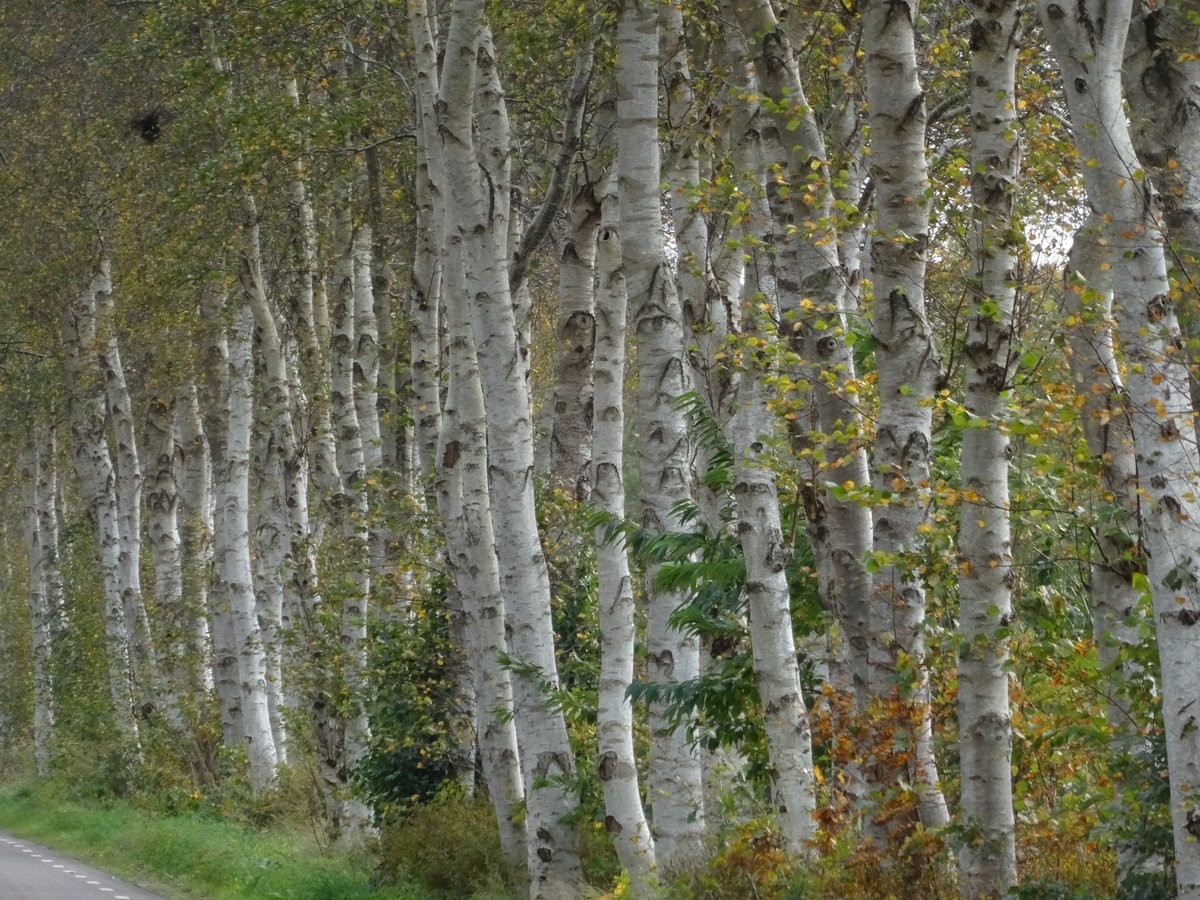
xmin=0 ymin=777 xmax=513 ymax=899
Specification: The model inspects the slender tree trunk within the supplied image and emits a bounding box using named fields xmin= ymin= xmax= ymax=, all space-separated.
xmin=956 ymin=2 xmax=1022 ymax=893
xmin=145 ymin=392 xmax=194 ymax=729
xmin=733 ymin=228 xmax=819 ymax=855
xmin=174 ymin=382 xmax=213 ymax=695
xmin=616 ymin=0 xmax=705 ymax=866
xmin=1040 ymin=2 xmax=1200 ymax=891
xmin=22 ymin=429 xmax=58 ymax=775
xmin=62 ymin=262 xmax=138 ymax=746
xmin=548 ymin=175 xmax=600 ymax=501
xmin=1064 ymin=220 xmax=1150 ymax=886
xmin=223 ymin=300 xmax=279 ymax=793
xmin=97 ymin=288 xmax=169 ymax=726
xmin=410 ymin=0 xmax=526 ymax=869
xmin=862 ymin=0 xmax=950 ymax=837
xmin=592 ymin=177 xmax=656 ymax=884
xmin=200 ymin=288 xmax=242 ymax=747
xmin=448 ymin=19 xmax=583 ymax=892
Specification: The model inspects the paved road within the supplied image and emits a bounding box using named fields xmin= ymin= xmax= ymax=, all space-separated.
xmin=0 ymin=832 xmax=163 ymax=899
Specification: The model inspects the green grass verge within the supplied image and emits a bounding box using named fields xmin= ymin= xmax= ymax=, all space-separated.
xmin=0 ymin=780 xmax=428 ymax=900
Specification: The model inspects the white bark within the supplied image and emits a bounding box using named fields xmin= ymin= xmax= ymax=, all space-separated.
xmin=411 ymin=0 xmax=526 ymax=869
xmin=23 ymin=430 xmax=58 ymax=775
xmin=730 ymin=0 xmax=873 ymax=716
xmin=1040 ymin=2 xmax=1200 ymax=891
xmin=437 ymin=10 xmax=583 ymax=894
xmin=62 ymin=262 xmax=138 ymax=745
xmin=548 ymin=175 xmax=600 ymax=501
xmin=224 ymin=299 xmax=278 ymax=792
xmin=957 ymin=2 xmax=1021 ymax=893
xmin=97 ymin=287 xmax=167 ymax=725
xmin=862 ymin=0 xmax=950 ymax=835
xmin=200 ymin=288 xmax=242 ymax=746
xmin=1065 ymin=221 xmax=1149 ymax=884
xmin=145 ymin=392 xmax=194 ymax=725
xmin=175 ymin=383 xmax=213 ymax=694
xmin=330 ymin=175 xmax=373 ymax=834
xmin=616 ymin=0 xmax=705 ymax=866
xmin=593 ymin=178 xmax=656 ymax=884
xmin=733 ymin=240 xmax=819 ymax=854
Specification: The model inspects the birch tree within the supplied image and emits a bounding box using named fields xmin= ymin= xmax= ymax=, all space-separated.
xmin=592 ymin=175 xmax=656 ymax=883
xmin=616 ymin=0 xmax=705 ymax=865
xmin=1040 ymin=1 xmax=1200 ymax=889
xmin=61 ymin=262 xmax=138 ymax=746
xmin=862 ymin=0 xmax=950 ymax=836
xmin=22 ymin=427 xmax=59 ymax=775
xmin=956 ymin=0 xmax=1021 ymax=892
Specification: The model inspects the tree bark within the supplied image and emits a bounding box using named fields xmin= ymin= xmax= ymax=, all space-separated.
xmin=1040 ymin=1 xmax=1200 ymax=890
xmin=862 ymin=0 xmax=951 ymax=837
xmin=616 ymin=0 xmax=706 ymax=866
xmin=592 ymin=175 xmax=656 ymax=884
xmin=956 ymin=1 xmax=1022 ymax=893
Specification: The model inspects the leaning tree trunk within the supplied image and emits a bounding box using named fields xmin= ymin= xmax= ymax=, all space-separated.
xmin=616 ymin=0 xmax=705 ymax=866
xmin=1040 ymin=1 xmax=1200 ymax=891
xmin=410 ymin=0 xmax=526 ymax=870
xmin=97 ymin=286 xmax=170 ymax=727
xmin=440 ymin=13 xmax=583 ymax=892
xmin=61 ymin=262 xmax=138 ymax=746
xmin=592 ymin=177 xmax=656 ymax=885
xmin=732 ymin=216 xmax=819 ymax=856
xmin=956 ymin=1 xmax=1021 ymax=894
xmin=862 ymin=0 xmax=951 ymax=839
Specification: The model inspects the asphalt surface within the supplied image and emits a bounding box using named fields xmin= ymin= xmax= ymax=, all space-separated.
xmin=0 ymin=832 xmax=164 ymax=899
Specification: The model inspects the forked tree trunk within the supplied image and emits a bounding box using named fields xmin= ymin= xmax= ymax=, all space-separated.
xmin=1040 ymin=1 xmax=1200 ymax=890
xmin=410 ymin=0 xmax=526 ymax=870
xmin=440 ymin=14 xmax=583 ymax=892
xmin=62 ymin=262 xmax=138 ymax=746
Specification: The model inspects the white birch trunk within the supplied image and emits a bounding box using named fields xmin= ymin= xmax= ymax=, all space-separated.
xmin=1125 ymin=2 xmax=1200 ymax=414
xmin=145 ymin=392 xmax=194 ymax=726
xmin=957 ymin=2 xmax=1021 ymax=892
xmin=437 ymin=11 xmax=583 ymax=894
xmin=97 ymin=288 xmax=168 ymax=725
xmin=863 ymin=0 xmax=950 ymax=835
xmin=224 ymin=299 xmax=278 ymax=791
xmin=330 ymin=175 xmax=373 ymax=837
xmin=200 ymin=289 xmax=242 ymax=746
xmin=1065 ymin=221 xmax=1149 ymax=884
xmin=23 ymin=431 xmax=57 ymax=775
xmin=731 ymin=0 xmax=874 ymax=716
xmin=616 ymin=1 xmax=705 ymax=866
xmin=1040 ymin=2 xmax=1200 ymax=890
xmin=548 ymin=176 xmax=600 ymax=500
xmin=177 ymin=383 xmax=214 ymax=696
xmin=733 ymin=237 xmax=819 ymax=854
xmin=410 ymin=1 xmax=526 ymax=865
xmin=62 ymin=262 xmax=138 ymax=745
xmin=593 ymin=179 xmax=656 ymax=884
